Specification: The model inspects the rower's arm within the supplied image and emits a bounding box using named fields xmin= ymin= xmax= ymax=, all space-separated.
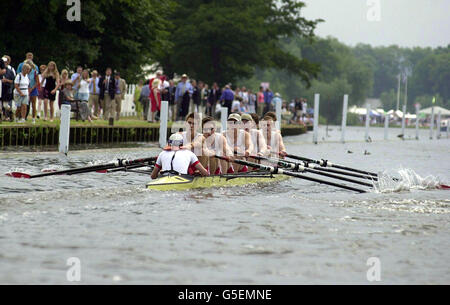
xmin=151 ymin=155 xmax=162 ymax=179
xmin=245 ymin=132 xmax=253 ymax=157
xmin=150 ymin=166 xmax=160 ymax=179
xmin=222 ymin=136 xmax=233 ymax=158
xmin=257 ymin=130 xmax=269 ymax=156
xmin=278 ymin=133 xmax=287 ymax=157
xmin=199 ymin=136 xmax=215 ymax=157
xmin=192 ymin=135 xmax=205 ymax=155
xmin=195 ymin=162 xmax=209 ymax=176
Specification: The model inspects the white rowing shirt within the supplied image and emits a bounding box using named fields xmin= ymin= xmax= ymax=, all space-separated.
xmin=249 ymin=129 xmax=267 ymax=156
xmin=203 ymin=133 xmax=226 ymax=156
xmin=268 ymin=131 xmax=280 ymax=155
xmin=180 ymin=131 xmax=201 ymax=147
xmin=223 ymin=129 xmax=245 ymax=153
xmin=155 ymin=149 xmax=200 ymax=174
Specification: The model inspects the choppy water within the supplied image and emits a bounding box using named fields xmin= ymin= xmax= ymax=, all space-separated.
xmin=0 ymin=126 xmax=449 ymax=284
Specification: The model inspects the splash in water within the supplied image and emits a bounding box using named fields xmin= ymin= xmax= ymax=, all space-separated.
xmin=375 ymin=168 xmax=446 ymax=193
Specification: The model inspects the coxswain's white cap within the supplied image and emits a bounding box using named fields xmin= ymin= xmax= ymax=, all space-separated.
xmin=165 ymin=133 xmax=184 ymax=151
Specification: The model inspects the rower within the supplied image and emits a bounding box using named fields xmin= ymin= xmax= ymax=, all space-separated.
xmin=151 ymin=133 xmax=209 ymax=179
xmin=241 ymin=113 xmax=269 ymax=158
xmin=180 ymin=112 xmax=205 ymax=174
xmin=192 ymin=116 xmax=230 ymax=175
xmin=260 ymin=114 xmax=287 ymax=158
xmin=180 ymin=112 xmax=202 ymax=152
xmin=222 ymin=113 xmax=253 ymax=173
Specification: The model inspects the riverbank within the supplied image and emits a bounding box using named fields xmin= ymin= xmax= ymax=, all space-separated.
xmin=0 ymin=118 xmax=307 ymax=151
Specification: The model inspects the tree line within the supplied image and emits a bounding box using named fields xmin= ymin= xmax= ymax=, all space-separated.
xmin=242 ymin=36 xmax=449 ymax=123
xmin=1 ymin=0 xmax=447 ymax=125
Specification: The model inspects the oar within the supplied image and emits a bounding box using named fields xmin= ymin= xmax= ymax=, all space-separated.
xmin=254 ymin=156 xmax=377 ymax=181
xmin=105 ymin=163 xmax=154 ymax=173
xmin=285 ymin=153 xmax=379 ymax=178
xmin=251 ymin=156 xmax=373 ymax=188
xmin=6 ymin=157 xmax=157 ymax=179
xmin=216 ymin=156 xmax=367 ymax=193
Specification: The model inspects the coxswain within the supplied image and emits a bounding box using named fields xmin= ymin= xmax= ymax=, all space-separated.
xmin=151 ymin=133 xmax=209 ymax=179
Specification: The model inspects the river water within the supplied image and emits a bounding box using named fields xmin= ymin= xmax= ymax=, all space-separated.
xmin=0 ymin=126 xmax=449 ymax=284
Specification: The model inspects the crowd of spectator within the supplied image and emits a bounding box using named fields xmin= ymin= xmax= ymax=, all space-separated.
xmin=0 ymin=52 xmax=312 ymax=126
xmin=136 ymin=72 xmax=313 ymax=125
xmin=0 ymin=52 xmax=128 ymax=123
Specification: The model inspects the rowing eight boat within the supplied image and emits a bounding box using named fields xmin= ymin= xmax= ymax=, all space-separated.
xmin=146 ymin=171 xmax=290 ymax=191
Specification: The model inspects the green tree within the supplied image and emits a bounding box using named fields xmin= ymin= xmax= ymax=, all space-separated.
xmin=409 ymin=51 xmax=450 ymax=107
xmin=156 ymin=0 xmax=322 ymax=86
xmin=303 ymin=78 xmax=353 ymax=124
xmin=380 ymin=89 xmax=398 ymax=111
xmin=0 ymin=0 xmax=173 ymax=82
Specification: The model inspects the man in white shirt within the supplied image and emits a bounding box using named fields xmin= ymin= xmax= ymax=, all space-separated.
xmin=71 ymin=66 xmax=83 ymax=99
xmin=151 ymin=133 xmax=209 ymax=179
xmin=14 ymin=63 xmax=31 ymax=122
xmin=88 ymin=70 xmax=101 ymax=117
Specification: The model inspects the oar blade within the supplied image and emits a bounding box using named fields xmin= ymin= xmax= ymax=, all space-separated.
xmin=439 ymin=184 xmax=450 ymax=189
xmin=6 ymin=172 xmax=32 ymax=179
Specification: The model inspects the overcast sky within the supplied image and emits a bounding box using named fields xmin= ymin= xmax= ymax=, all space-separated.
xmin=301 ymin=0 xmax=450 ymax=48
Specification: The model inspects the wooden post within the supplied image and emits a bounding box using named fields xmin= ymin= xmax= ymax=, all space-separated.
xmin=313 ymin=94 xmax=320 ymax=144
xmin=365 ymin=104 xmax=370 ymax=142
xmin=341 ymin=95 xmax=348 ymax=143
xmin=429 ymin=106 xmax=434 ymax=140
xmin=415 ymin=104 xmax=420 ymax=140
xmin=159 ymin=101 xmax=169 ymax=148
xmin=401 ymin=104 xmax=406 ymax=140
xmin=384 ymin=113 xmax=389 ymax=140
xmin=275 ymin=98 xmax=282 ymax=131
xmin=436 ymin=111 xmax=441 ymax=139
xmin=59 ymin=105 xmax=71 ymax=154
xmin=221 ymin=107 xmax=228 ymax=133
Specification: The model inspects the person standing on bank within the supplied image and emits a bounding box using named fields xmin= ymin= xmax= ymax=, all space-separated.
xmin=207 ymin=82 xmax=221 ymax=117
xmin=175 ymin=74 xmax=193 ymax=121
xmin=37 ymin=64 xmax=47 ymax=119
xmin=88 ymin=70 xmax=101 ymax=118
xmin=1 ymin=56 xmax=16 ymax=121
xmin=191 ymin=79 xmax=200 ymax=113
xmin=114 ymin=72 xmax=127 ymax=121
xmin=25 ymin=59 xmax=40 ymax=124
xmin=99 ymin=68 xmax=116 ymax=120
xmin=139 ymin=81 xmax=150 ymax=121
xmin=149 ymin=78 xmax=161 ymax=123
xmin=78 ymin=70 xmax=90 ymax=102
xmin=219 ymin=84 xmax=234 ymax=115
xmin=71 ymin=66 xmax=83 ymax=100
xmin=41 ymin=61 xmax=60 ymax=122
xmin=16 ymin=52 xmax=34 ymax=74
xmin=78 ymin=71 xmax=94 ymax=123
xmin=14 ymin=63 xmax=31 ymax=123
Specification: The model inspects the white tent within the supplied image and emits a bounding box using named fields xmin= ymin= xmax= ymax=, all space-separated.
xmin=348 ymin=105 xmax=367 ymax=115
xmin=405 ymin=113 xmax=416 ymax=119
xmin=387 ymin=109 xmax=404 ymax=117
xmin=419 ymin=106 xmax=450 ymax=116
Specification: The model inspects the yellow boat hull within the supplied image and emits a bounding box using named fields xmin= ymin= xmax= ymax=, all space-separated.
xmin=146 ymin=173 xmax=290 ymax=191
